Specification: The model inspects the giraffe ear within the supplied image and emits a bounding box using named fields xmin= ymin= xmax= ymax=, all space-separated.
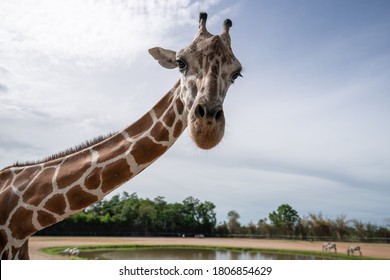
xmin=148 ymin=47 xmax=177 ymax=69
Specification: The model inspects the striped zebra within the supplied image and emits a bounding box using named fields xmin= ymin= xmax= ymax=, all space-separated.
xmin=347 ymin=246 xmax=362 ymax=256
xmin=322 ymin=242 xmax=337 ymax=253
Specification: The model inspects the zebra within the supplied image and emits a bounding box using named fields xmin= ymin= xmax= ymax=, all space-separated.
xmin=347 ymin=246 xmax=362 ymax=256
xmin=62 ymin=247 xmax=80 ymax=256
xmin=322 ymin=242 xmax=337 ymax=253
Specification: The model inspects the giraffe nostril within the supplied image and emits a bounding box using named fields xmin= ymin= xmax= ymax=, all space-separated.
xmin=196 ymin=105 xmax=205 ymax=118
xmin=215 ymin=109 xmax=223 ymax=121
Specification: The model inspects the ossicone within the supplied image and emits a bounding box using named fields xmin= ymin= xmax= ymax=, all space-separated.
xmin=199 ymin=12 xmax=208 ymax=32
xmin=223 ymin=19 xmax=233 ymax=34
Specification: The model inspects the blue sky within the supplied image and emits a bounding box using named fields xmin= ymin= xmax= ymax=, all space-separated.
xmin=1 ymin=0 xmax=389 ymax=226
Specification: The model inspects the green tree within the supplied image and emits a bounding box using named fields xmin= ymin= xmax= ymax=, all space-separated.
xmin=215 ymin=222 xmax=229 ymax=235
xmin=119 ymin=193 xmax=140 ymax=227
xmin=68 ymin=211 xmax=88 ymax=223
xmin=332 ymin=214 xmax=350 ymax=240
xmin=245 ymin=221 xmax=257 ymax=235
xmin=164 ymin=202 xmax=185 ymax=233
xmin=153 ymin=196 xmax=168 ymax=231
xmin=307 ymin=212 xmax=331 ymax=238
xmin=197 ymin=201 xmax=217 ymax=234
xmin=258 ymin=218 xmax=272 ymax=236
xmin=182 ymin=196 xmax=200 ymax=233
xmin=352 ymin=219 xmax=365 ymax=239
xmin=137 ymin=199 xmax=157 ymax=232
xmin=227 ymin=210 xmax=241 ymax=234
xmin=268 ymin=204 xmax=300 ymax=235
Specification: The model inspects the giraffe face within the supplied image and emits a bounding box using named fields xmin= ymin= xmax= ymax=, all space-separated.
xmin=177 ymin=35 xmax=242 ymax=149
xmin=149 ymin=13 xmax=242 ymax=149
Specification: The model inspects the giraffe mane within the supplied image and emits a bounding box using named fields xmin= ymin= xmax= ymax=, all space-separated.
xmin=11 ymin=132 xmax=117 ymax=167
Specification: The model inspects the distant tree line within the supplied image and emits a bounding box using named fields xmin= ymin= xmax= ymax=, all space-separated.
xmin=39 ymin=192 xmax=216 ymax=236
xmin=37 ymin=193 xmax=390 ymax=242
xmin=217 ymin=204 xmax=390 ymax=242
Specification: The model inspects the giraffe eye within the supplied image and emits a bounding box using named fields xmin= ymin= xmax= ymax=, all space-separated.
xmin=176 ymin=59 xmax=188 ymax=71
xmin=231 ymin=72 xmax=243 ymax=83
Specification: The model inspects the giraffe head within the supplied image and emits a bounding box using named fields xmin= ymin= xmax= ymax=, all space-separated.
xmin=149 ymin=13 xmax=242 ymax=149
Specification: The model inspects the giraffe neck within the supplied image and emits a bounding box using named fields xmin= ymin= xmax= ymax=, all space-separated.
xmin=0 ymin=81 xmax=187 ymax=259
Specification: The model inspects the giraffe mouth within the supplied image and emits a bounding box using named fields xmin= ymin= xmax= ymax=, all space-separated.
xmin=188 ymin=104 xmax=225 ymax=150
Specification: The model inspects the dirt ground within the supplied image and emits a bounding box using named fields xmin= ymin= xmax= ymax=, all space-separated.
xmin=29 ymin=236 xmax=390 ymax=259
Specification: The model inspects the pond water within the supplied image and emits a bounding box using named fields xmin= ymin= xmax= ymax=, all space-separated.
xmin=79 ymin=248 xmax=325 ymax=260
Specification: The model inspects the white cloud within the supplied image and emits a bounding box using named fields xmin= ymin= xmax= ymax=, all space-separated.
xmin=0 ymin=0 xmax=241 ymax=169
xmin=0 ymin=0 xmax=226 ymax=68
xmin=0 ymin=0 xmax=230 ymax=139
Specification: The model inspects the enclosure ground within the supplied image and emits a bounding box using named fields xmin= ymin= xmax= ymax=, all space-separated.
xmin=29 ymin=236 xmax=390 ymax=260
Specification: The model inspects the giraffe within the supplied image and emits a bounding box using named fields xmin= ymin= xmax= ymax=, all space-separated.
xmin=0 ymin=13 xmax=242 ymax=259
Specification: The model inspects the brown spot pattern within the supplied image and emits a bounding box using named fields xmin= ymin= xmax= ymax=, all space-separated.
xmin=150 ymin=122 xmax=169 ymax=142
xmin=131 ymin=137 xmax=167 ymax=165
xmin=23 ymin=168 xmax=55 ymax=206
xmin=9 ymin=207 xmax=35 ymax=239
xmin=173 ymin=120 xmax=184 ymax=138
xmin=0 ymin=169 xmax=13 ymax=192
xmin=57 ymin=150 xmax=92 ymax=189
xmin=84 ymin=167 xmax=102 ymax=190
xmin=125 ymin=113 xmax=153 ymax=138
xmin=44 ymin=194 xmax=66 ymax=215
xmin=66 ymin=185 xmax=98 ymax=211
xmin=18 ymin=240 xmax=29 ymax=260
xmin=96 ymin=135 xmax=130 ymax=164
xmin=154 ymin=90 xmax=175 ymax=119
xmin=197 ymin=54 xmax=204 ymax=66
xmin=0 ymin=188 xmax=19 ymax=225
xmin=101 ymin=159 xmax=133 ymax=193
xmin=0 ymin=229 xmax=8 ymax=254
xmin=1 ymin=249 xmax=9 ymax=260
xmin=13 ymin=166 xmax=41 ymax=192
xmin=37 ymin=210 xmax=56 ymax=227
xmin=176 ymin=99 xmax=184 ymax=115
xmin=162 ymin=107 xmax=176 ymax=127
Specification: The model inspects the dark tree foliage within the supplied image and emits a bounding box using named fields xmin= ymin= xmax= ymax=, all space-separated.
xmin=39 ymin=192 xmax=217 ymax=236
xmin=268 ymin=204 xmax=300 ymax=235
xmin=37 ymin=196 xmax=390 ymax=242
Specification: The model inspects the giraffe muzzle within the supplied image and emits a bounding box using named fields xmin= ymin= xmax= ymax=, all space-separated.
xmin=189 ymin=102 xmax=225 ymax=150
